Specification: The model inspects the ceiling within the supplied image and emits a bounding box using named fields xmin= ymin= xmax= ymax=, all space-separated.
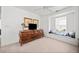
xmin=16 ymin=6 xmax=69 ymax=16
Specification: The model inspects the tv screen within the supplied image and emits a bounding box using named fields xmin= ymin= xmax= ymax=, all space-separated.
xmin=29 ymin=24 xmax=37 ymax=30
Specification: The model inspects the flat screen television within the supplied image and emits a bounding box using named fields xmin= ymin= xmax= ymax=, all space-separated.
xmin=29 ymin=24 xmax=37 ymax=30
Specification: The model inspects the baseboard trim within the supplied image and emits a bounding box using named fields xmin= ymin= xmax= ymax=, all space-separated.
xmin=1 ymin=42 xmax=19 ymax=48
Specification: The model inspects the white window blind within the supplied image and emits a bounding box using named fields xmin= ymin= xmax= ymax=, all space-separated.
xmin=55 ymin=16 xmax=67 ymax=31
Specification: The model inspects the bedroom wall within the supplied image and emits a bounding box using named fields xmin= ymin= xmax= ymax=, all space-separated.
xmin=66 ymin=12 xmax=75 ymax=32
xmin=74 ymin=7 xmax=79 ymax=39
xmin=39 ymin=15 xmax=49 ymax=36
xmin=1 ymin=6 xmax=40 ymax=46
xmin=0 ymin=6 xmax=1 ymax=19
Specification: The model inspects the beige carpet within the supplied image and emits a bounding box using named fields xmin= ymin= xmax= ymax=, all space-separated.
xmin=0 ymin=37 xmax=78 ymax=53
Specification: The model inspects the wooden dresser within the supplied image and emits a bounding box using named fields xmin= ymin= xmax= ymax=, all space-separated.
xmin=19 ymin=29 xmax=44 ymax=46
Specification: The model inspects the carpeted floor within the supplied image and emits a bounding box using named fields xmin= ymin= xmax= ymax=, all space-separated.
xmin=0 ymin=37 xmax=78 ymax=53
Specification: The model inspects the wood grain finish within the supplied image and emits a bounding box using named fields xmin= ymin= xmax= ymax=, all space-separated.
xmin=19 ymin=29 xmax=44 ymax=46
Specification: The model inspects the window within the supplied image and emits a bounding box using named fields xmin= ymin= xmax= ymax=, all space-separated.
xmin=55 ymin=16 xmax=67 ymax=31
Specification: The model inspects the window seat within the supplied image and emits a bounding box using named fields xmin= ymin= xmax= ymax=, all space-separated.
xmin=46 ymin=33 xmax=78 ymax=46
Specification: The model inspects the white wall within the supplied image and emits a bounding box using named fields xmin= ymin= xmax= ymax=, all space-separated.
xmin=74 ymin=7 xmax=79 ymax=39
xmin=49 ymin=17 xmax=55 ymax=31
xmin=0 ymin=6 xmax=1 ymax=19
xmin=1 ymin=6 xmax=40 ymax=46
xmin=40 ymin=16 xmax=49 ymax=36
xmin=67 ymin=12 xmax=75 ymax=32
